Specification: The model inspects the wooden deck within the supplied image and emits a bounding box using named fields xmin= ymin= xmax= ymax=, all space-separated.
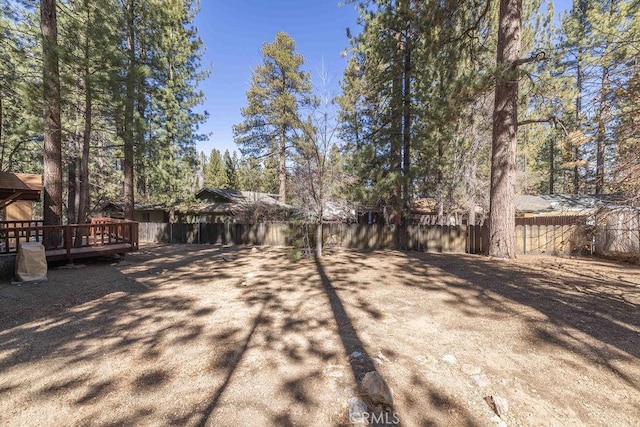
xmin=0 ymin=218 xmax=139 ymax=261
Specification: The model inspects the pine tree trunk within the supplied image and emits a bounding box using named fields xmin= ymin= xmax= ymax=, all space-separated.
xmin=41 ymin=0 xmax=63 ymax=228
xmin=437 ymin=140 xmax=444 ymax=226
xmin=390 ymin=31 xmax=403 ymax=225
xmin=574 ymin=56 xmax=582 ymax=193
xmin=279 ymin=124 xmax=287 ymax=203
xmin=78 ymin=65 xmax=91 ymax=224
xmin=549 ymin=138 xmax=555 ymax=194
xmin=123 ymin=0 xmax=136 ymax=221
xmin=573 ymin=0 xmax=588 ymax=194
xmin=135 ymin=42 xmax=148 ymax=199
xmin=68 ymin=83 xmax=83 ymax=225
xmin=468 ymin=160 xmax=478 ymax=226
xmin=489 ymin=0 xmax=521 ymax=259
xmin=76 ymin=0 xmax=92 ymax=226
xmin=402 ymin=39 xmax=411 ymax=211
xmin=67 ymin=153 xmax=78 ymax=224
xmin=595 ymin=65 xmax=609 ymax=195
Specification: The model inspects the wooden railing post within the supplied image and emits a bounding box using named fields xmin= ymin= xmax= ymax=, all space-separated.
xmin=2 ymin=229 xmax=8 ymax=253
xmin=65 ymin=226 xmax=72 ymax=258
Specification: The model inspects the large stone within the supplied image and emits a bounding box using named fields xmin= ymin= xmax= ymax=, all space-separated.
xmin=485 ymin=395 xmax=509 ymax=419
xmin=362 ymin=371 xmax=393 ymax=406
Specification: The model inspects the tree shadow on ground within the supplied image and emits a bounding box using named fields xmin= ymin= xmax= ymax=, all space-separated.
xmin=315 ymin=254 xmax=484 ymax=427
xmin=399 ymin=252 xmax=639 ymax=390
xmin=174 ymin=246 xmax=485 ymax=426
xmin=193 ymin=301 xmax=269 ymax=427
xmin=7 ymin=244 xmax=592 ymax=426
xmin=0 ymin=246 xmax=217 ymax=426
xmin=178 ymin=250 xmax=345 ymax=425
xmin=0 ymin=270 xmax=204 ymax=371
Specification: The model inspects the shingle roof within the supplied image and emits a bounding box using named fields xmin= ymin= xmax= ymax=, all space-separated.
xmin=196 ymin=188 xmax=288 ymax=207
xmin=515 ymin=194 xmax=621 ymax=214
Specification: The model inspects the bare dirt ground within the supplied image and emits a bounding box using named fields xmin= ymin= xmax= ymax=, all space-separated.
xmin=0 ymin=244 xmax=638 ymax=427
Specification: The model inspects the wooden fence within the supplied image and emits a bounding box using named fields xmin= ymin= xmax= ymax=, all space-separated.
xmin=515 ymin=224 xmax=587 ymax=255
xmin=138 ymin=222 xmax=585 ymax=255
xmin=595 ymin=210 xmax=640 ymax=256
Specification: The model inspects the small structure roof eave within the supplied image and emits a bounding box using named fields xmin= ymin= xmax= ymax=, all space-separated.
xmin=0 ymin=172 xmax=42 ymax=209
xmin=98 ymin=201 xmax=170 ymax=213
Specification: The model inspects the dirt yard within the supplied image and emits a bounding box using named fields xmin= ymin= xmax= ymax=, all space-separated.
xmin=0 ymin=244 xmax=638 ymax=426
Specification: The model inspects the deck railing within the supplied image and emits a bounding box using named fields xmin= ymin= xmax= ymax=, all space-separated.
xmin=0 ymin=220 xmax=44 ymax=229
xmin=0 ymin=219 xmax=138 ymax=257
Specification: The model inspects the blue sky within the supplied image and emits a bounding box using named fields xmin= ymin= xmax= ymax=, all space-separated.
xmin=193 ymin=0 xmax=573 ymax=158
xmin=193 ymin=1 xmax=359 ymax=157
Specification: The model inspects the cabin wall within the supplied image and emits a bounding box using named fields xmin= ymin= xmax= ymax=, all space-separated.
xmin=6 ymin=201 xmax=33 ymax=221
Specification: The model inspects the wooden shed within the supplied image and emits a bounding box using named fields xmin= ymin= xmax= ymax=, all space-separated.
xmin=0 ymin=173 xmax=42 ymax=220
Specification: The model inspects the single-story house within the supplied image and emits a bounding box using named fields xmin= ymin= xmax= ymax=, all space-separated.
xmin=99 ymin=188 xmax=292 ymax=224
xmin=181 ymin=188 xmax=291 ymax=223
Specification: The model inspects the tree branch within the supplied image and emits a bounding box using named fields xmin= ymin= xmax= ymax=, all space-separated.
xmin=518 ymin=117 xmax=555 ymax=126
xmin=518 ymin=115 xmax=570 ymax=137
xmin=513 ymin=51 xmax=547 ymax=67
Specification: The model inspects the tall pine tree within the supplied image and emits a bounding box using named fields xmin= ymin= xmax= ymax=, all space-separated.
xmin=233 ymin=31 xmax=313 ymax=204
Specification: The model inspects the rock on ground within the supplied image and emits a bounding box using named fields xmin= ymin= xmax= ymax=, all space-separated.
xmin=362 ymin=371 xmax=393 ymax=406
xmin=485 ymin=395 xmax=509 ymax=418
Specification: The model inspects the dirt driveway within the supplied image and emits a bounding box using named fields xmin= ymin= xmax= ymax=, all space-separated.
xmin=0 ymin=244 xmax=638 ymax=426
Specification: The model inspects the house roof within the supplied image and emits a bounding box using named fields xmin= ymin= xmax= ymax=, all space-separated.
xmin=100 ymin=202 xmax=170 ymax=212
xmin=177 ymin=202 xmax=244 ymax=215
xmin=99 ymin=189 xmax=292 ymax=217
xmin=196 ymin=188 xmax=288 ymax=208
xmin=515 ymin=194 xmax=621 ymax=214
xmin=0 ymin=172 xmax=42 ymax=202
